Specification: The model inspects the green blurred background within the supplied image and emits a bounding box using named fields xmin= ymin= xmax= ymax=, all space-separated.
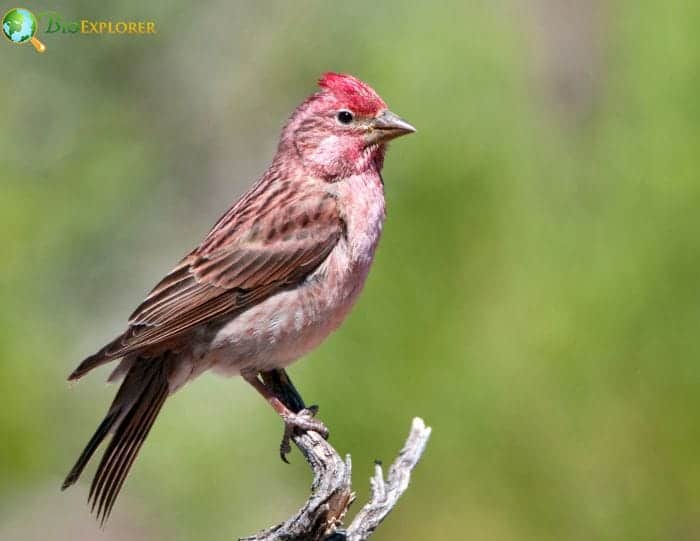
xmin=2 ymin=1 xmax=700 ymax=539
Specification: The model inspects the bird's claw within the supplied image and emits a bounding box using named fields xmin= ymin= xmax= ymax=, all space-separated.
xmin=279 ymin=406 xmax=329 ymax=463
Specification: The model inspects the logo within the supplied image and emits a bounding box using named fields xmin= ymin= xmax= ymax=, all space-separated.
xmin=2 ymin=7 xmax=157 ymax=53
xmin=2 ymin=7 xmax=46 ymax=52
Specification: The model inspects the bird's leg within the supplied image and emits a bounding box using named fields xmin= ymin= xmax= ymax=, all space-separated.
xmin=244 ymin=370 xmax=328 ymax=462
xmin=259 ymin=368 xmax=307 ymax=413
xmin=260 ymin=369 xmax=326 ymax=461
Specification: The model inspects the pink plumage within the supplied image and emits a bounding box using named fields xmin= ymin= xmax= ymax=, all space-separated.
xmin=63 ymin=73 xmax=415 ymax=525
xmin=318 ymin=72 xmax=387 ymax=115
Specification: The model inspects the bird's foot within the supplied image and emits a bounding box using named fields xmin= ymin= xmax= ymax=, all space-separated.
xmin=279 ymin=405 xmax=329 ymax=463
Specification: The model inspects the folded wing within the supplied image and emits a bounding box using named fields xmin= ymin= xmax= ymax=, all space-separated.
xmin=68 ymin=183 xmax=342 ymax=380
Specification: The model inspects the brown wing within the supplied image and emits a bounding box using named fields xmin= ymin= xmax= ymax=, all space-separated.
xmin=69 ymin=181 xmax=342 ymax=380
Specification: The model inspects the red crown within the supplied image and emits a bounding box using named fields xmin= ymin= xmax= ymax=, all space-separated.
xmin=318 ymin=72 xmax=387 ymax=115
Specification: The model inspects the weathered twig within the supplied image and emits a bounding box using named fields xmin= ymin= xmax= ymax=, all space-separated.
xmin=241 ymin=417 xmax=431 ymax=541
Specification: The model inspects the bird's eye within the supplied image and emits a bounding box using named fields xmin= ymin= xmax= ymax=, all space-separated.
xmin=336 ymin=110 xmax=354 ymax=124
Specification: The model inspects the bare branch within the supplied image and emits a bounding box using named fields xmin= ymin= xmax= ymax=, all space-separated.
xmin=345 ymin=418 xmax=431 ymax=540
xmin=241 ymin=417 xmax=431 ymax=541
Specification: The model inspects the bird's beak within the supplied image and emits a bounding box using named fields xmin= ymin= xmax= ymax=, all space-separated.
xmin=366 ymin=110 xmax=416 ymax=145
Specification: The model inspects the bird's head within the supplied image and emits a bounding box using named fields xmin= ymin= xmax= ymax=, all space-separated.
xmin=279 ymin=73 xmax=416 ymax=179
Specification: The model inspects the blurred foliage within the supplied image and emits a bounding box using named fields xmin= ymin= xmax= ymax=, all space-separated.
xmin=2 ymin=0 xmax=700 ymax=540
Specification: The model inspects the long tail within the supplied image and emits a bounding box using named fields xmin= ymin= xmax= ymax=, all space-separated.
xmin=62 ymin=355 xmax=171 ymax=524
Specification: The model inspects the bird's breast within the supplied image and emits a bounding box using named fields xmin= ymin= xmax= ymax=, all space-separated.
xmin=204 ymin=171 xmax=386 ymax=375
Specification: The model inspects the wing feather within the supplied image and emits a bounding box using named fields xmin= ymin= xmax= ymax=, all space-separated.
xmin=79 ymin=182 xmax=341 ymax=366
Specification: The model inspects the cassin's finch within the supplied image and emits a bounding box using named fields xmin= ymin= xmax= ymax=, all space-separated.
xmin=62 ymin=73 xmax=415 ymax=523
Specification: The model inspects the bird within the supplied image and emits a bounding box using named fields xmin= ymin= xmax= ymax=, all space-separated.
xmin=62 ymin=72 xmax=416 ymax=524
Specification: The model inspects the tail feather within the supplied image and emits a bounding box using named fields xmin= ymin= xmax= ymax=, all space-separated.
xmin=63 ymin=356 xmax=170 ymax=524
xmin=91 ymin=370 xmax=168 ymax=523
xmin=61 ymin=410 xmax=120 ymax=490
xmin=96 ymin=385 xmax=166 ymax=522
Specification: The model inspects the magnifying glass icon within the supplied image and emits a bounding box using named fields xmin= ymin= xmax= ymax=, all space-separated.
xmin=2 ymin=7 xmax=47 ymax=53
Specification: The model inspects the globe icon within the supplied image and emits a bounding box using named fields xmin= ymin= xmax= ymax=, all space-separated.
xmin=2 ymin=7 xmax=46 ymax=52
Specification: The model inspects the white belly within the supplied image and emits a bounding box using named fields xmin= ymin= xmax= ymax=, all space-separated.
xmin=201 ymin=241 xmax=369 ymax=375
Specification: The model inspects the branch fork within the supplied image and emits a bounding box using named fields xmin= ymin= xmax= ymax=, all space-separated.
xmin=241 ymin=417 xmax=431 ymax=541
